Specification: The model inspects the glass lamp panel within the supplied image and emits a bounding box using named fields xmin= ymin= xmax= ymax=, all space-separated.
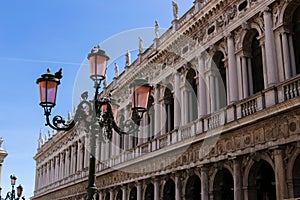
xmin=17 ymin=185 xmax=23 ymax=197
xmin=39 ymin=80 xmax=58 ymax=107
xmin=89 ymin=55 xmax=107 ymax=80
xmin=10 ymin=177 xmax=16 ymax=186
xmin=132 ymin=86 xmax=150 ymax=109
xmin=101 ymin=104 xmax=108 ymax=114
xmin=111 ymin=104 xmax=118 ymax=121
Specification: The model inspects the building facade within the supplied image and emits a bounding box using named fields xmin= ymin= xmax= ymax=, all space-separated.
xmin=32 ymin=0 xmax=300 ymax=199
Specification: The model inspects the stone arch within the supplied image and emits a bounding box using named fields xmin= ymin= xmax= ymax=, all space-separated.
xmin=163 ymin=86 xmax=174 ymax=133
xmin=211 ymin=166 xmax=234 ymax=200
xmin=242 ymin=28 xmax=264 ymax=95
xmin=104 ymin=192 xmax=110 ymax=200
xmin=243 ymin=153 xmax=275 ymax=188
xmin=162 ymin=178 xmax=175 ymax=200
xmin=185 ymin=67 xmax=198 ymax=123
xmin=247 ymin=160 xmax=276 ymax=200
xmin=184 ymin=174 xmax=202 ymax=200
xmin=115 ymin=189 xmax=122 ymax=200
xmin=144 ymin=183 xmax=154 ymax=200
xmin=129 ymin=186 xmax=137 ymax=200
xmin=209 ymin=164 xmax=233 ymax=193
xmin=211 ymin=50 xmax=227 ymax=110
xmin=287 ymin=147 xmax=300 ymax=197
xmin=279 ymin=0 xmax=300 ymax=77
xmin=282 ymin=0 xmax=300 ymax=26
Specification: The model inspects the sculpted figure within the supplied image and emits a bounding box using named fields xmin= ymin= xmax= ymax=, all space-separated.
xmin=114 ymin=63 xmax=119 ymax=77
xmin=172 ymin=1 xmax=179 ymax=19
xmin=126 ymin=50 xmax=131 ymax=66
xmin=155 ymin=20 xmax=160 ymax=38
xmin=139 ymin=37 xmax=143 ymax=54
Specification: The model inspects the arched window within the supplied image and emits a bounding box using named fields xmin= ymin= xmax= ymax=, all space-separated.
xmin=243 ymin=29 xmax=264 ymax=95
xmin=164 ymin=87 xmax=174 ymax=133
xmin=186 ymin=67 xmax=198 ymax=123
xmin=248 ymin=160 xmax=276 ymax=200
xmin=212 ymin=51 xmax=227 ymax=110
xmin=185 ymin=175 xmax=201 ymax=200
xmin=293 ymin=5 xmax=300 ymax=74
xmin=105 ymin=192 xmax=110 ymax=200
xmin=129 ymin=187 xmax=137 ymax=200
xmin=144 ymin=183 xmax=154 ymax=200
xmin=163 ymin=179 xmax=175 ymax=200
xmin=116 ymin=189 xmax=123 ymax=200
xmin=293 ymin=154 xmax=300 ymax=197
xmin=213 ymin=168 xmax=234 ymax=200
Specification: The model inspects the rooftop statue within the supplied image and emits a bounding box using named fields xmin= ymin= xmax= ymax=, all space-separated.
xmin=172 ymin=1 xmax=179 ymax=20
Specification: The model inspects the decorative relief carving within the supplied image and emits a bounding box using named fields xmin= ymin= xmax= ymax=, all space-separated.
xmin=253 ymin=16 xmax=264 ymax=32
xmin=243 ymin=132 xmax=253 ymax=147
xmin=254 ymin=127 xmax=265 ymax=144
xmin=225 ymin=5 xmax=237 ymax=25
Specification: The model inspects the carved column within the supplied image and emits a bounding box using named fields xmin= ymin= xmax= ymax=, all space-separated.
xmin=122 ymin=186 xmax=127 ymax=200
xmin=282 ymin=32 xmax=292 ymax=79
xmin=124 ymin=107 xmax=129 ymax=150
xmin=70 ymin=145 xmax=74 ymax=175
xmin=85 ymin=136 xmax=90 ymax=168
xmin=99 ymin=191 xmax=103 ymax=200
xmin=77 ymin=141 xmax=82 ymax=172
xmin=209 ymin=74 xmax=216 ymax=112
xmin=288 ymin=34 xmax=297 ymax=76
xmin=35 ymin=168 xmax=39 ymax=190
xmin=198 ymin=53 xmax=207 ymax=118
xmin=154 ymin=87 xmax=161 ymax=137
xmin=263 ymin=8 xmax=278 ymax=86
xmin=154 ymin=178 xmax=160 ymax=200
xmin=241 ymin=55 xmax=249 ymax=98
xmin=201 ymin=167 xmax=209 ymax=200
xmin=273 ymin=148 xmax=288 ymax=199
xmin=50 ymin=159 xmax=54 ymax=184
xmin=227 ymin=33 xmax=238 ymax=103
xmin=60 ymin=152 xmax=64 ymax=180
xmin=174 ymin=71 xmax=181 ymax=128
xmin=175 ymin=173 xmax=182 ymax=200
xmin=137 ymin=182 xmax=142 ymax=200
xmin=55 ymin=156 xmax=59 ymax=182
xmin=233 ymin=159 xmax=243 ymax=200
xmin=259 ymin=41 xmax=268 ymax=89
xmin=65 ymin=148 xmax=70 ymax=177
xmin=110 ymin=190 xmax=114 ymax=200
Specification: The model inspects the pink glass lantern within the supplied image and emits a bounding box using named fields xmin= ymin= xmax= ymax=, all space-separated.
xmin=87 ymin=45 xmax=109 ymax=81
xmin=36 ymin=69 xmax=61 ymax=108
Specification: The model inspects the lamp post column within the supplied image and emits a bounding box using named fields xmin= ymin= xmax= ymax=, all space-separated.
xmin=87 ymin=124 xmax=99 ymax=200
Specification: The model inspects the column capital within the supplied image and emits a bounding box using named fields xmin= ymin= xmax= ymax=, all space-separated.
xmin=226 ymin=32 xmax=234 ymax=39
xmin=263 ymin=7 xmax=272 ymax=14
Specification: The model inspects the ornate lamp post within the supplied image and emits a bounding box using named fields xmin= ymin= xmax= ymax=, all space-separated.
xmin=36 ymin=45 xmax=152 ymax=200
xmin=0 ymin=175 xmax=25 ymax=200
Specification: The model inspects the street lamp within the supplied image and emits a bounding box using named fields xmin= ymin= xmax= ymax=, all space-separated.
xmin=0 ymin=175 xmax=25 ymax=200
xmin=36 ymin=45 xmax=153 ymax=200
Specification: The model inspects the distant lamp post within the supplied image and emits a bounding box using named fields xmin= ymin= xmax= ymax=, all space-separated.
xmin=0 ymin=175 xmax=25 ymax=200
xmin=36 ymin=45 xmax=152 ymax=200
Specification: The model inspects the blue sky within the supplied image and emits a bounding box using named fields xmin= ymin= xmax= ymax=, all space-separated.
xmin=0 ymin=0 xmax=192 ymax=198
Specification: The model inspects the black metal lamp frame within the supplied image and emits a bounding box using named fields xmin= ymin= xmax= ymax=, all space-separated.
xmin=37 ymin=68 xmax=152 ymax=200
xmin=0 ymin=175 xmax=25 ymax=200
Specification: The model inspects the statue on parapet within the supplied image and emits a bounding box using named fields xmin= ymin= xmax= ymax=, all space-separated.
xmin=155 ymin=20 xmax=160 ymax=38
xmin=114 ymin=63 xmax=119 ymax=77
xmin=172 ymin=1 xmax=179 ymax=20
xmin=139 ymin=37 xmax=144 ymax=54
xmin=126 ymin=50 xmax=131 ymax=66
